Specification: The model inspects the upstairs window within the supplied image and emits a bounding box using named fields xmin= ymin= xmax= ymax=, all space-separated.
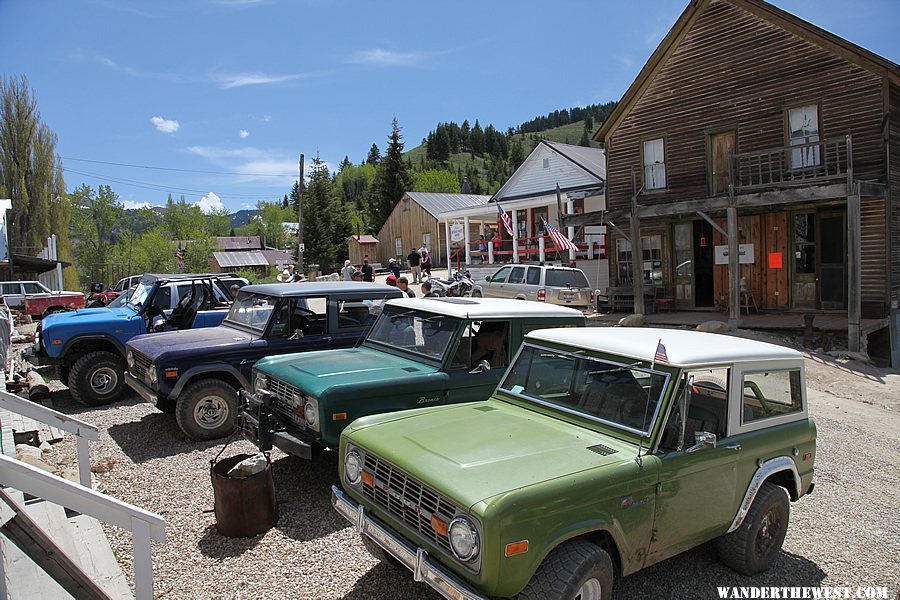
xmin=643 ymin=138 xmax=666 ymax=190
xmin=788 ymin=105 xmax=820 ymax=169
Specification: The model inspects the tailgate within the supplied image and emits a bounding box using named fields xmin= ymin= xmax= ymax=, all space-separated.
xmin=554 ymin=288 xmax=590 ymax=305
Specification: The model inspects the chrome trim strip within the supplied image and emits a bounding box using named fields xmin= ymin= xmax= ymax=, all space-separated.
xmin=332 ymin=486 xmax=486 ymax=600
xmin=727 ymin=456 xmax=800 ymax=533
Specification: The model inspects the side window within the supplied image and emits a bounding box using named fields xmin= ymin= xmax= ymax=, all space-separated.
xmin=289 ymin=297 xmax=327 ymax=336
xmin=491 ymin=266 xmax=511 ymax=283
xmin=1 ymin=283 xmax=20 ymax=295
xmin=450 ymin=323 xmax=473 ymax=370
xmin=525 ymin=267 xmax=541 ymax=285
xmin=337 ymin=296 xmax=384 ymax=329
xmin=469 ymin=320 xmax=510 ymax=368
xmin=23 ymin=283 xmax=44 ymax=294
xmin=659 ymin=368 xmax=729 ymax=451
xmin=741 ymin=370 xmax=802 ymax=423
xmin=508 ymin=267 xmax=526 ymax=284
xmin=154 ymin=286 xmax=172 ymax=311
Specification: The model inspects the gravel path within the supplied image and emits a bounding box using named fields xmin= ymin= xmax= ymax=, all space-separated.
xmin=17 ymin=323 xmax=899 ymax=600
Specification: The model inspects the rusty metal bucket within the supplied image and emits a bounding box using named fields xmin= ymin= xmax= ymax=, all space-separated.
xmin=210 ymin=452 xmax=278 ymax=538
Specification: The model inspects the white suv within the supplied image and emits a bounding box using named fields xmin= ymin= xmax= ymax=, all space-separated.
xmin=472 ymin=264 xmax=593 ymax=310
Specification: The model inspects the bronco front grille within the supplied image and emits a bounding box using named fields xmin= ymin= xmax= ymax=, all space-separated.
xmin=267 ymin=376 xmax=306 ymax=427
xmin=361 ymin=452 xmax=460 ymax=556
xmin=131 ymin=350 xmax=153 ymax=381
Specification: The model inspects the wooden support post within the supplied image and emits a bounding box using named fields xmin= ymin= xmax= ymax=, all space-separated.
xmin=630 ymin=200 xmax=644 ymax=315
xmin=848 ymin=185 xmax=861 ymax=352
xmin=511 ymin=210 xmax=519 ymax=264
xmin=132 ymin=517 xmax=154 ymax=600
xmin=538 ymin=237 xmax=546 ymax=263
xmin=463 ymin=216 xmax=471 ymax=265
xmin=444 ymin=220 xmax=452 ymax=279
xmin=487 ymin=241 xmax=494 ymax=264
xmin=727 ymin=196 xmax=740 ymax=328
xmin=77 ymin=436 xmax=91 ymax=488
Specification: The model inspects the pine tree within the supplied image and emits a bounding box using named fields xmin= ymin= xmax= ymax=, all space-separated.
xmin=339 ymin=155 xmax=352 ymax=172
xmin=370 ymin=118 xmax=412 ymax=233
xmin=470 ymin=120 xmax=484 ymax=155
xmin=510 ymin=140 xmax=526 ymax=169
xmin=366 ymin=144 xmax=381 ymax=165
xmin=302 ymin=155 xmax=336 ymax=268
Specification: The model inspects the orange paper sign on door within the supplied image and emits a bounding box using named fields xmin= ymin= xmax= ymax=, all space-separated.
xmin=768 ymin=252 xmax=783 ymax=269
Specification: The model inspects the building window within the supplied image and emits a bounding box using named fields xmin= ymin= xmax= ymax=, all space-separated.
xmin=402 ymin=197 xmax=411 ymax=212
xmin=532 ymin=207 xmax=547 ymax=238
xmin=395 ymin=237 xmax=403 ymax=257
xmin=788 ymin=105 xmax=820 ymax=168
xmin=643 ymin=139 xmax=666 ymax=190
xmin=422 ymin=232 xmax=431 ymax=249
xmin=542 ymin=157 xmax=550 ymax=169
xmin=794 ymin=213 xmax=815 ymax=274
xmin=616 ymin=235 xmax=663 ymax=284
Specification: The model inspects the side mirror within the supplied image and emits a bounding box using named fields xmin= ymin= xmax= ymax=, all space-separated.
xmin=151 ymin=314 xmax=166 ymax=332
xmin=484 ymin=275 xmax=492 ymax=282
xmin=469 ymin=359 xmax=491 ymax=374
xmin=685 ymin=431 xmax=717 ymax=454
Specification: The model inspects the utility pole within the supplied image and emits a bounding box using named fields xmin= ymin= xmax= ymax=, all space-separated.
xmin=297 ymin=153 xmax=304 ymax=276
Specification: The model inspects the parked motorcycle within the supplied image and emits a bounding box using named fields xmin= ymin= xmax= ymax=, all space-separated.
xmin=86 ymin=282 xmax=120 ymax=308
xmin=428 ymin=270 xmax=474 ymax=297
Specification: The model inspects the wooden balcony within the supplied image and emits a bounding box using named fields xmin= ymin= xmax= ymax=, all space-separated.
xmin=732 ymin=135 xmax=851 ymax=191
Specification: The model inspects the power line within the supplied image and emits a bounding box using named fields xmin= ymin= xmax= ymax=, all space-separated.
xmin=62 ymin=156 xmax=294 ymax=177
xmin=63 ymin=167 xmax=282 ymax=200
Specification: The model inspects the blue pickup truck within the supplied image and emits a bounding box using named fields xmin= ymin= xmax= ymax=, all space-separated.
xmin=26 ymin=273 xmax=234 ymax=406
xmin=124 ymin=282 xmax=403 ymax=440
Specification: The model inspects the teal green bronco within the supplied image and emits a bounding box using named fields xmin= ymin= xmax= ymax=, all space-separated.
xmin=332 ymin=327 xmax=817 ymax=599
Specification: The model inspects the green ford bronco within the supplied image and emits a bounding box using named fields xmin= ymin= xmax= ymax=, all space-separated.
xmin=239 ymin=297 xmax=585 ymax=459
xmin=333 ymin=327 xmax=817 ymax=599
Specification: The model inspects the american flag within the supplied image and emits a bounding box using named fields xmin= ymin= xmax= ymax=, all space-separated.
xmin=542 ymin=217 xmax=580 ymax=253
xmin=497 ymin=203 xmax=515 ymax=238
xmin=175 ymin=247 xmax=185 ymax=270
xmin=654 ymin=340 xmax=668 ymax=364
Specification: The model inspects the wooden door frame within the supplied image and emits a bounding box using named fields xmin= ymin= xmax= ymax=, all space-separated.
xmin=704 ymin=125 xmax=738 ymax=196
xmin=816 ymin=208 xmax=847 ymax=310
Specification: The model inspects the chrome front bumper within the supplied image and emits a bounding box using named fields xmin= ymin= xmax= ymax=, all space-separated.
xmin=331 ymin=486 xmax=485 ymax=600
xmin=124 ymin=371 xmax=159 ymax=405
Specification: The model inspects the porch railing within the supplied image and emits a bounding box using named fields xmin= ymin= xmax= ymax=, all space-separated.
xmin=731 ymin=134 xmax=851 ymax=191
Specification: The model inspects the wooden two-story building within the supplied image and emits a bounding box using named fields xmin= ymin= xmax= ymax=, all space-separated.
xmin=564 ymin=0 xmax=900 ymax=365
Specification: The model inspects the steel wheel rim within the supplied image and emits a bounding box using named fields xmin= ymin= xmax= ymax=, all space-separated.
xmin=755 ymin=509 xmax=781 ymax=558
xmin=575 ymin=578 xmax=602 ymax=600
xmin=194 ymin=395 xmax=229 ymax=429
xmin=90 ymin=367 xmax=118 ymax=395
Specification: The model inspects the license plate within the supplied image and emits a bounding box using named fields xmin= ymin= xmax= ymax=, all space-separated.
xmin=561 ymin=292 xmax=576 ymax=301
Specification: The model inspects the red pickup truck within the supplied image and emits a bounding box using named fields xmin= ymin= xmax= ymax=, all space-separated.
xmin=0 ymin=280 xmax=85 ymax=317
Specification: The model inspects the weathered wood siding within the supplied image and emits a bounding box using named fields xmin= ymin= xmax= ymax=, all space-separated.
xmin=605 ymin=0 xmax=886 ymax=211
xmin=860 ymin=198 xmax=888 ymax=314
xmin=889 ymin=81 xmax=900 ymax=305
xmin=375 ymin=199 xmax=441 ymax=267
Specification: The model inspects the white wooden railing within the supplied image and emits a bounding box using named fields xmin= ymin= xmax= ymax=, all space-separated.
xmin=0 ymin=390 xmax=98 ymax=487
xmin=0 ymin=390 xmax=166 ymax=599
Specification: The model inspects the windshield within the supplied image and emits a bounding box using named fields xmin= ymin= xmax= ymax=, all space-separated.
xmin=224 ymin=292 xmax=278 ymax=332
xmin=544 ymin=269 xmax=589 ymax=288
xmin=126 ymin=282 xmax=154 ymax=311
xmin=365 ymin=305 xmax=462 ymax=362
xmin=500 ymin=345 xmax=669 ymax=435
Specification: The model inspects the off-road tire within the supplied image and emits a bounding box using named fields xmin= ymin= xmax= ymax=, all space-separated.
xmin=68 ymin=351 xmax=127 ymax=406
xmin=716 ymin=482 xmax=789 ymax=575
xmin=155 ymin=397 xmax=176 ymax=414
xmin=175 ymin=379 xmax=238 ymax=441
xmin=361 ymin=535 xmax=403 ymax=569
xmin=471 ymin=289 xmax=483 ymax=298
xmin=518 ymin=541 xmax=613 ymax=600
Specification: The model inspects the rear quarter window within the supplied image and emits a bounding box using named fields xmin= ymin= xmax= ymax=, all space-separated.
xmin=544 ymin=269 xmax=589 ymax=288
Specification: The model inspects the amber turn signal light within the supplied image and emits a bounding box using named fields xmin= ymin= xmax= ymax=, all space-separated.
xmin=332 ymin=412 xmax=348 ymax=421
xmin=361 ymin=470 xmax=374 ymax=487
xmin=430 ymin=515 xmax=449 ymax=537
xmin=505 ymin=540 xmax=529 ymax=557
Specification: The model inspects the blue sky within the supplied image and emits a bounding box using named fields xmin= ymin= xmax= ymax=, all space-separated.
xmin=2 ymin=0 xmax=897 ymax=213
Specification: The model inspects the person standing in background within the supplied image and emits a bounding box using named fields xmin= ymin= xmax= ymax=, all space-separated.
xmin=407 ymin=248 xmax=422 ymax=284
xmin=389 ymin=258 xmax=401 ymax=279
xmin=341 ymin=260 xmax=354 ymax=281
xmin=420 ymin=247 xmax=432 ymax=281
xmin=361 ymin=259 xmax=374 ymax=282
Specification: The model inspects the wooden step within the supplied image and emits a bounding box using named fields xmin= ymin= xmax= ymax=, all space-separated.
xmin=67 ymin=514 xmax=132 ymax=599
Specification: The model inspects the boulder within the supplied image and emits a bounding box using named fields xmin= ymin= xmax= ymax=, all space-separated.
xmin=696 ymin=320 xmax=731 ymax=333
xmin=618 ymin=314 xmax=644 ymax=327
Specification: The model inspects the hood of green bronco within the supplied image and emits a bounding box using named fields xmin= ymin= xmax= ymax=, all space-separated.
xmin=255 ymin=346 xmax=441 ymax=397
xmin=346 ymin=399 xmax=633 ymax=508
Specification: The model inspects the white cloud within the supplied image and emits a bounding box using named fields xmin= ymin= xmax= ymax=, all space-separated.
xmin=151 ymin=116 xmax=179 ymax=134
xmin=185 ymin=145 xmax=298 ymax=186
xmin=214 ymin=72 xmax=305 ymax=89
xmin=347 ymin=48 xmax=428 ymax=67
xmin=197 ymin=192 xmax=224 ymax=214
xmin=122 ymin=200 xmax=152 ymax=210
xmin=239 ymin=129 xmax=250 ymax=139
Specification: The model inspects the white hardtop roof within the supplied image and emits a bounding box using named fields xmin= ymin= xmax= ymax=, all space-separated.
xmin=384 ymin=297 xmax=585 ymax=320
xmin=526 ymin=327 xmax=803 ymax=367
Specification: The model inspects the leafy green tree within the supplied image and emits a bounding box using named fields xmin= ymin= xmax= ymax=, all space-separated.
xmin=204 ymin=208 xmax=232 ymax=236
xmin=370 ymin=118 xmax=412 ymax=233
xmin=0 ymin=74 xmax=75 ymax=287
xmin=255 ymin=200 xmax=295 ymax=250
xmin=69 ymin=184 xmax=125 ymax=284
xmin=412 ymin=169 xmax=461 ymax=193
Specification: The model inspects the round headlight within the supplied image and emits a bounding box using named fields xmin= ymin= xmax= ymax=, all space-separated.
xmin=126 ymin=350 xmax=135 ymax=369
xmin=304 ymin=399 xmax=319 ymax=430
xmin=254 ymin=372 xmax=268 ymax=392
xmin=149 ymin=368 xmax=158 ymax=384
xmin=345 ymin=449 xmax=363 ymax=485
xmin=448 ymin=517 xmax=479 ymax=561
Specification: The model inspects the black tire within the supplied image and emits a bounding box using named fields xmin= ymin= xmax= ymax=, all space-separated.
xmin=472 ymin=289 xmax=483 ymax=298
xmin=68 ymin=351 xmax=127 ymax=406
xmin=361 ymin=535 xmax=403 ymax=569
xmin=175 ymin=379 xmax=238 ymax=441
xmin=43 ymin=307 xmax=67 ymax=318
xmin=518 ymin=541 xmax=613 ymax=600
xmin=716 ymin=482 xmax=790 ymax=575
xmin=155 ymin=397 xmax=177 ymax=414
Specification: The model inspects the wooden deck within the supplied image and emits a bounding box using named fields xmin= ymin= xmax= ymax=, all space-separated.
xmin=588 ymin=310 xmax=888 ymax=335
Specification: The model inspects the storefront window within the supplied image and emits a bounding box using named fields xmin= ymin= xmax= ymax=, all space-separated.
xmin=794 ymin=214 xmax=815 ymax=274
xmin=616 ymin=235 xmax=663 ymax=284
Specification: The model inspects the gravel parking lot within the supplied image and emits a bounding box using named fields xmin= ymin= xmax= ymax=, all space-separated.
xmin=18 ymin=325 xmax=900 ymax=600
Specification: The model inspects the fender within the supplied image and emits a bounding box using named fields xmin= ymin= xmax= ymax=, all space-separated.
xmin=727 ymin=456 xmax=800 ymax=533
xmin=59 ymin=334 xmax=127 ymax=359
xmin=170 ymin=363 xmax=251 ymax=397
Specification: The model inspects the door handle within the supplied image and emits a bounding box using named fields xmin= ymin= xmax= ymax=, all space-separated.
xmin=322 ymin=336 xmax=333 ymax=342
xmin=724 ymin=444 xmax=742 ymax=452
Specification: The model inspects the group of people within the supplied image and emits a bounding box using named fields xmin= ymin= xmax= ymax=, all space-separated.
xmin=401 ymin=246 xmax=432 ymax=284
xmin=341 ymin=259 xmax=375 ymax=283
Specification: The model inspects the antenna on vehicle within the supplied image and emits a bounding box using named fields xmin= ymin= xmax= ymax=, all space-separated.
xmin=635 ymin=338 xmax=667 ymax=468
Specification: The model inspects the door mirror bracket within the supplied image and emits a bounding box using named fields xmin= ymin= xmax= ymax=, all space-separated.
xmin=685 ymin=431 xmax=717 ymax=454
